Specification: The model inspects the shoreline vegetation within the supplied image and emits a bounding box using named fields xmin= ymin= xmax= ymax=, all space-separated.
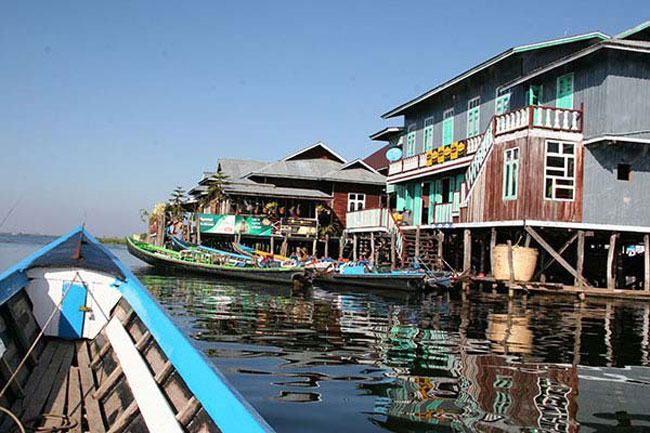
xmin=0 ymin=232 xmax=128 ymax=246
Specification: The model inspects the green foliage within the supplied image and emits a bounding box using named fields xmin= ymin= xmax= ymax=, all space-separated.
xmin=169 ymin=186 xmax=186 ymax=220
xmin=203 ymin=170 xmax=231 ymax=209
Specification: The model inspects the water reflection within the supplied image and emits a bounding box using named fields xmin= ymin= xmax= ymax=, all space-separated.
xmin=138 ymin=273 xmax=650 ymax=433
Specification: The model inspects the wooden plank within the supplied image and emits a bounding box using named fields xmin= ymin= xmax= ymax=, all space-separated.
xmin=353 ymin=234 xmax=358 ymax=262
xmin=154 ymin=361 xmax=174 ymax=384
xmin=643 ymin=235 xmax=650 ymax=291
xmin=576 ymin=231 xmax=585 ymax=288
xmin=106 ymin=401 xmax=138 ymax=433
xmin=507 ymin=240 xmax=514 ymax=284
xmin=21 ymin=341 xmax=73 ymax=424
xmin=104 ymin=318 xmax=182 ymax=433
xmin=533 ymin=232 xmax=579 ymax=281
xmin=176 ymin=396 xmax=201 ymax=427
xmin=525 ymin=226 xmax=592 ymax=288
xmin=370 ymin=233 xmax=375 ymax=265
xmin=77 ymin=341 xmax=106 ymax=433
xmin=67 ymin=367 xmax=82 ymax=433
xmin=42 ymin=342 xmax=75 ymax=429
xmin=489 ymin=228 xmax=496 ymax=275
xmin=0 ymin=341 xmax=57 ymax=431
xmin=390 ymin=231 xmax=396 ymax=270
xmin=463 ymin=229 xmax=472 ymax=273
xmin=93 ymin=366 xmax=123 ymax=400
xmin=415 ymin=226 xmax=421 ymax=259
xmin=607 ymin=233 xmax=618 ymax=290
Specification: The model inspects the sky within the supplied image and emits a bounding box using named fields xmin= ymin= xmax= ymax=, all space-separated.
xmin=0 ymin=0 xmax=647 ymax=236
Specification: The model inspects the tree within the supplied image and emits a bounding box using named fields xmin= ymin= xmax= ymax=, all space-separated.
xmin=202 ymin=170 xmax=231 ymax=213
xmin=169 ymin=186 xmax=187 ymax=221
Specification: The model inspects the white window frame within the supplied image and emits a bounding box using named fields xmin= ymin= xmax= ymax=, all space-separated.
xmin=543 ymin=140 xmax=576 ymax=202
xmin=495 ymin=90 xmax=511 ymax=115
xmin=467 ymin=97 xmax=481 ymax=137
xmin=405 ymin=123 xmax=417 ymax=157
xmin=348 ymin=193 xmax=366 ymax=212
xmin=502 ymin=147 xmax=519 ymax=201
xmin=423 ymin=116 xmax=434 ymax=151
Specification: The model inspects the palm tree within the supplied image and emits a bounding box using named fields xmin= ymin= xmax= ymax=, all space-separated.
xmin=169 ymin=186 xmax=187 ymax=221
xmin=202 ymin=170 xmax=231 ymax=213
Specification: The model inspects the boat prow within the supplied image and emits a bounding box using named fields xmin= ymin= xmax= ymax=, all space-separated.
xmin=0 ymin=226 xmax=275 ymax=432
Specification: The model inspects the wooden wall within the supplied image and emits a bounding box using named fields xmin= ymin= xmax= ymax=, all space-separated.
xmin=332 ymin=183 xmax=382 ymax=227
xmin=466 ymin=133 xmax=583 ymax=222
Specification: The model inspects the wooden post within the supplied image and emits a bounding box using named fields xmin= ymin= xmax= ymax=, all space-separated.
xmin=490 ymin=228 xmax=497 ymax=276
xmin=415 ymin=226 xmax=421 ymax=259
xmin=325 ymin=235 xmax=329 ymax=259
xmin=463 ymin=229 xmax=472 ymax=274
xmin=156 ymin=214 xmax=166 ymax=247
xmin=390 ymin=231 xmax=396 ymax=270
xmin=370 ymin=232 xmax=375 ymax=265
xmin=353 ymin=234 xmax=358 ymax=262
xmin=479 ymin=237 xmax=486 ymax=274
xmin=576 ymin=230 xmax=585 ymax=287
xmin=607 ymin=233 xmax=618 ymax=290
xmin=437 ymin=230 xmax=444 ymax=259
xmin=524 ymin=233 xmax=531 ymax=248
xmin=195 ymin=214 xmax=201 ymax=245
xmin=643 ymin=235 xmax=650 ymax=291
xmin=507 ymin=239 xmax=515 ymax=284
xmin=270 ymin=235 xmax=275 ymax=255
xmin=312 ymin=238 xmax=317 ymax=257
xmin=339 ymin=235 xmax=344 ymax=260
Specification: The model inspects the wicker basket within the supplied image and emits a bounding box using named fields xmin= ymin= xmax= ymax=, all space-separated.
xmin=492 ymin=245 xmax=538 ymax=282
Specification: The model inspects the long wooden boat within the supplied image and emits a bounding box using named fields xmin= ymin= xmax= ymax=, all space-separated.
xmin=313 ymin=264 xmax=454 ymax=291
xmin=127 ymin=236 xmax=310 ymax=286
xmin=170 ymin=236 xmax=251 ymax=262
xmin=0 ymin=226 xmax=274 ymax=432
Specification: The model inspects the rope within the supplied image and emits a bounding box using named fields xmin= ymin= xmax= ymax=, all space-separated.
xmin=0 ymin=405 xmax=25 ymax=433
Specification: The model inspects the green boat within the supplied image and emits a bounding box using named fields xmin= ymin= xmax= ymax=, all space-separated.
xmin=127 ymin=237 xmax=312 ymax=286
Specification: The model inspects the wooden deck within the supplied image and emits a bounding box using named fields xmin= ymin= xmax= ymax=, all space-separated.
xmin=0 ymin=339 xmax=102 ymax=433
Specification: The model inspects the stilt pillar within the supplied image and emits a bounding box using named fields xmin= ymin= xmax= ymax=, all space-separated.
xmin=607 ymin=233 xmax=618 ymax=290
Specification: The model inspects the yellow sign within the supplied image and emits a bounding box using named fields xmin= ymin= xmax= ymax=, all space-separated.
xmin=425 ymin=141 xmax=466 ymax=167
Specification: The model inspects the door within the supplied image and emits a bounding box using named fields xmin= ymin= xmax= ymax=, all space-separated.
xmin=442 ymin=109 xmax=454 ymax=146
xmin=556 ymin=73 xmax=574 ymax=109
xmin=528 ymin=85 xmax=543 ymax=124
xmin=59 ymin=282 xmax=87 ymax=339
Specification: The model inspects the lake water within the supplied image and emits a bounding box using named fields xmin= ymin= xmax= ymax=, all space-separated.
xmin=2 ymin=234 xmax=650 ymax=432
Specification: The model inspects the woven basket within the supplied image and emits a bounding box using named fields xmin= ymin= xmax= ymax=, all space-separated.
xmin=492 ymin=245 xmax=538 ymax=282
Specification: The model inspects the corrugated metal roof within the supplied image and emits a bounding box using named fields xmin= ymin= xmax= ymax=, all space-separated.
xmin=249 ymin=159 xmax=343 ymax=179
xmin=224 ymin=183 xmax=332 ymax=199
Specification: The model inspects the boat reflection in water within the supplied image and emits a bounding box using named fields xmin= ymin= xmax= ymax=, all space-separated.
xmin=137 ymin=270 xmax=650 ymax=433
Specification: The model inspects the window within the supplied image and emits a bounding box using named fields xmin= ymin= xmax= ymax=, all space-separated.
xmin=442 ymin=109 xmax=454 ymax=146
xmin=544 ymin=141 xmax=576 ymax=201
xmin=405 ymin=123 xmax=417 ymax=157
xmin=528 ymin=85 xmax=543 ymax=105
xmin=348 ymin=193 xmax=366 ymax=212
xmin=467 ymin=97 xmax=481 ymax=137
xmin=556 ymin=73 xmax=574 ymax=109
xmin=441 ymin=178 xmax=452 ymax=204
xmin=423 ymin=117 xmax=434 ymax=151
xmin=495 ymin=93 xmax=511 ymax=114
xmin=617 ymin=164 xmax=631 ymax=181
xmin=503 ymin=147 xmax=519 ymax=200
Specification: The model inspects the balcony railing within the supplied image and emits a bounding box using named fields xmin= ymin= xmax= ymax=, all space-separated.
xmin=495 ymin=104 xmax=583 ymax=136
xmin=388 ymin=104 xmax=583 ymax=179
xmin=346 ymin=208 xmax=391 ymax=229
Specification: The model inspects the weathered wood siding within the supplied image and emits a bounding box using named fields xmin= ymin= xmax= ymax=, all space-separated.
xmin=582 ymin=142 xmax=650 ymax=226
xmin=465 ymin=132 xmax=583 ymax=222
xmin=332 ymin=183 xmax=381 ymax=227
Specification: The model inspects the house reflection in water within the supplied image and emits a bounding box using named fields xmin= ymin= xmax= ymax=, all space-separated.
xmin=365 ymin=323 xmax=579 ymax=432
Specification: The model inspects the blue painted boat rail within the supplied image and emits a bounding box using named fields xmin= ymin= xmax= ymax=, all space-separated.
xmin=172 ymin=236 xmax=251 ymax=261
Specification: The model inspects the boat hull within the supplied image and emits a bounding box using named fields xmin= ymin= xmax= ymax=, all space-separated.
xmin=314 ymin=273 xmax=426 ymax=291
xmin=128 ymin=237 xmax=307 ymax=286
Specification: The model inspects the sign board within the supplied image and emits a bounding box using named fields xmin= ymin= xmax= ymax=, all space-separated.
xmin=199 ymin=214 xmax=317 ymax=237
xmin=199 ymin=214 xmax=274 ymax=236
xmin=385 ymin=146 xmax=403 ymax=162
xmin=425 ymin=141 xmax=467 ymax=166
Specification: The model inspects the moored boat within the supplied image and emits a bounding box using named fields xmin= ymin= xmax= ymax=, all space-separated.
xmin=312 ymin=262 xmax=454 ymax=291
xmin=128 ymin=236 xmax=311 ymax=286
xmin=0 ymin=226 xmax=275 ymax=432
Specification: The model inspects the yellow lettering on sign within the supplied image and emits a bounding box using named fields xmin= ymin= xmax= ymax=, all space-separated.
xmin=424 ymin=141 xmax=467 ymax=166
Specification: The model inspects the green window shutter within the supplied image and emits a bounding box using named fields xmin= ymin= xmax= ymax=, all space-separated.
xmin=503 ymin=148 xmax=520 ymax=200
xmin=442 ymin=118 xmax=453 ymax=146
xmin=428 ymin=181 xmax=436 ymax=224
xmin=556 ymin=73 xmax=574 ymax=109
xmin=467 ymin=107 xmax=480 ymax=137
xmin=406 ymin=131 xmax=417 ymax=156
xmin=495 ymin=94 xmax=511 ymax=115
xmin=423 ymin=125 xmax=434 ymax=151
xmin=413 ymin=183 xmax=422 ymax=224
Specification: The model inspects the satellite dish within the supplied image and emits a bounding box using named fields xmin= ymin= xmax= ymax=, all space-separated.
xmin=385 ymin=146 xmax=403 ymax=162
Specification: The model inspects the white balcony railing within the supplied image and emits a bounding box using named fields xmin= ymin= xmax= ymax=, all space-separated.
xmin=346 ymin=208 xmax=390 ymax=229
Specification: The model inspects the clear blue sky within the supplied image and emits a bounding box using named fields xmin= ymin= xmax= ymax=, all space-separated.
xmin=0 ymin=0 xmax=647 ymax=236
